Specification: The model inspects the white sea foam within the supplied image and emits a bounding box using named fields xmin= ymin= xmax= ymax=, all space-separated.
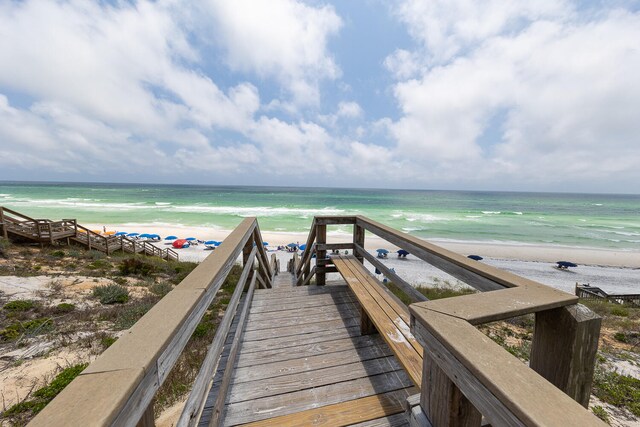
xmin=482 ymin=211 xmax=501 ymax=214
xmin=167 ymin=205 xmax=348 ymax=217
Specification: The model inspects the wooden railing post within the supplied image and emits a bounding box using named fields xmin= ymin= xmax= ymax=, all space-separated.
xmin=316 ymin=223 xmax=327 ymax=286
xmin=353 ymin=224 xmax=365 ymax=264
xmin=0 ymin=207 xmax=7 ymax=240
xmin=420 ymin=353 xmax=482 ymax=427
xmin=243 ymin=234 xmax=254 ymax=289
xmin=136 ymin=399 xmax=155 ymax=427
xmin=529 ymin=304 xmax=601 ymax=407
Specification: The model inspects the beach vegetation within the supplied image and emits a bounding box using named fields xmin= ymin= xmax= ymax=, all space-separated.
xmin=100 ymin=334 xmax=117 ymax=349
xmin=49 ymin=250 xmax=65 ymax=258
xmin=54 ymin=303 xmax=75 ymax=314
xmin=613 ymin=332 xmax=627 ymax=343
xmin=593 ymin=365 xmax=640 ymax=417
xmin=119 ymin=257 xmax=156 ymax=276
xmin=150 ymin=282 xmax=173 ymax=297
xmin=591 ymin=405 xmax=610 ymax=424
xmin=0 ymin=318 xmax=54 ymax=342
xmin=2 ymin=363 xmax=88 ymax=423
xmin=610 ymin=306 xmax=629 ymax=317
xmin=3 ymin=299 xmax=36 ymax=312
xmin=92 ymin=284 xmax=129 ymax=304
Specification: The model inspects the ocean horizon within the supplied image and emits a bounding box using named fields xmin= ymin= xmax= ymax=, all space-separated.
xmin=1 ymin=181 xmax=639 ymax=251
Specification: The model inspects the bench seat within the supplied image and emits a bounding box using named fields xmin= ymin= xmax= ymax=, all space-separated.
xmin=333 ymin=255 xmax=424 ymax=387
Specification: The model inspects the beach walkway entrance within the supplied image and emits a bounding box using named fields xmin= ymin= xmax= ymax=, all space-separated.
xmin=0 ymin=206 xmax=178 ymax=261
xmin=29 ymin=216 xmax=606 ymax=427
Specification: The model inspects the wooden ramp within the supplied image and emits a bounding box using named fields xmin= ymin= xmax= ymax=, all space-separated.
xmin=202 ymin=276 xmax=415 ymax=426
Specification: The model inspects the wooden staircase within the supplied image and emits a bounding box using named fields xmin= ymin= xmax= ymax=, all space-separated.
xmin=0 ymin=206 xmax=178 ymax=261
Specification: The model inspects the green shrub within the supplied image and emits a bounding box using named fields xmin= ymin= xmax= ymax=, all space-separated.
xmin=150 ymin=282 xmax=173 ymax=297
xmin=591 ymin=405 xmax=610 ymax=424
xmin=87 ymin=250 xmax=106 ymax=260
xmin=100 ymin=335 xmax=117 ymax=349
xmin=0 ymin=318 xmax=53 ymax=342
xmin=593 ymin=368 xmax=640 ymax=416
xmin=50 ymin=250 xmax=65 ymax=258
xmin=119 ymin=258 xmax=156 ymax=276
xmin=88 ymin=259 xmax=111 ymax=270
xmin=613 ymin=332 xmax=628 ymax=343
xmin=92 ymin=284 xmax=129 ymax=304
xmin=3 ymin=299 xmax=35 ymax=312
xmin=610 ymin=306 xmax=629 ymax=317
xmin=112 ymin=299 xmax=156 ymax=330
xmin=54 ymin=303 xmax=75 ymax=314
xmin=112 ymin=276 xmax=128 ymax=286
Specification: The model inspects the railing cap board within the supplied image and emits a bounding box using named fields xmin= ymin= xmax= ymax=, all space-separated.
xmin=410 ymin=309 xmax=606 ymax=426
xmin=84 ymin=288 xmax=205 ymax=375
xmin=354 ymin=216 xmax=554 ymax=291
xmin=28 ymin=369 xmax=145 ymax=427
xmin=31 ymin=217 xmax=259 ymax=426
xmin=413 ymin=286 xmax=578 ymax=325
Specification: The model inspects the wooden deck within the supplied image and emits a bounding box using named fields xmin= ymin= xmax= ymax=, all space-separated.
xmin=200 ymin=277 xmax=415 ymax=426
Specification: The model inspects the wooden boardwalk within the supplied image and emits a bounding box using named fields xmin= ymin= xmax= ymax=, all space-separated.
xmin=200 ymin=276 xmax=415 ymax=426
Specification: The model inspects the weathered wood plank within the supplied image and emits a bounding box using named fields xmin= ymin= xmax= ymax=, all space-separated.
xmin=350 ymin=412 xmax=411 ymax=427
xmin=415 ymin=286 xmax=577 ymax=325
xmin=242 ymin=316 xmax=361 ymax=341
xmin=177 ymin=248 xmax=257 ymax=427
xmin=334 ymin=256 xmax=423 ymax=386
xmin=529 ymin=304 xmax=601 ymax=407
xmin=229 ymin=356 xmax=402 ymax=403
xmin=410 ymin=309 xmax=606 ymax=427
xmin=238 ymin=388 xmax=415 ymax=427
xmin=236 ymin=334 xmax=389 ymax=369
xmin=247 ymin=300 xmax=359 ymax=323
xmin=245 ymin=307 xmax=359 ymax=332
xmin=209 ymin=273 xmax=257 ymax=426
xmin=223 ymin=371 xmax=413 ymax=425
xmin=249 ymin=289 xmax=353 ymax=306
xmin=233 ymin=341 xmax=394 ymax=385
xmin=239 ymin=326 xmax=362 ymax=354
xmin=248 ymin=294 xmax=357 ymax=314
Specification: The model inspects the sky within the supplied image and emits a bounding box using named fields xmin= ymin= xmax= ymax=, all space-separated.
xmin=0 ymin=0 xmax=639 ymax=193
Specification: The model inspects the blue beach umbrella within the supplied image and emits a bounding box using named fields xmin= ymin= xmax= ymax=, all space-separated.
xmin=299 ymin=244 xmax=307 ymax=251
xmin=204 ymin=240 xmax=218 ymax=245
xmin=467 ymin=255 xmax=483 ymax=261
xmin=115 ymin=232 xmax=127 ymax=236
xmin=376 ymin=249 xmax=389 ymax=254
xmin=213 ymin=241 xmax=222 ymax=246
xmin=557 ymin=261 xmax=578 ymax=268
xmin=185 ymin=237 xmax=197 ymax=241
xmin=126 ymin=232 xmax=139 ymax=237
xmin=287 ymin=243 xmax=297 ymax=248
xmin=263 ymin=242 xmax=269 ymax=246
xmin=165 ymin=235 xmax=178 ymax=241
xmin=397 ymin=249 xmax=409 ymax=257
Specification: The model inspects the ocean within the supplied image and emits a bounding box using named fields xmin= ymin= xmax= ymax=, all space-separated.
xmin=1 ymin=182 xmax=639 ymax=251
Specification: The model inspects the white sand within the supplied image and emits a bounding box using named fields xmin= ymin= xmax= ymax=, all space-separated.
xmin=89 ymin=223 xmax=640 ymax=295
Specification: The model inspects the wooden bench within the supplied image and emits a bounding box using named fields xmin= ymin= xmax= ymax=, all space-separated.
xmin=333 ymin=255 xmax=424 ymax=387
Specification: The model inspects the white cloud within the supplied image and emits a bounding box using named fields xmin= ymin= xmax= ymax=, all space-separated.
xmin=337 ymin=102 xmax=363 ymax=119
xmin=200 ymin=0 xmax=342 ymax=106
xmin=385 ymin=2 xmax=640 ymax=190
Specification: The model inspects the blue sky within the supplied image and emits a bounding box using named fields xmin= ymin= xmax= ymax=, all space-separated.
xmin=0 ymin=0 xmax=639 ymax=193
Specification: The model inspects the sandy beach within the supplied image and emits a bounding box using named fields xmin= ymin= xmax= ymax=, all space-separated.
xmin=89 ymin=223 xmax=640 ymax=295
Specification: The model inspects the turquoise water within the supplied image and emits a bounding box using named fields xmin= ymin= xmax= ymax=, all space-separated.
xmin=1 ymin=182 xmax=639 ymax=250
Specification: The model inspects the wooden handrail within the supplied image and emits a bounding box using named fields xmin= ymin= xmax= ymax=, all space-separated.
xmin=295 ymin=218 xmax=317 ymax=277
xmin=30 ymin=218 xmax=266 ymax=426
xmin=308 ymin=215 xmax=602 ymax=426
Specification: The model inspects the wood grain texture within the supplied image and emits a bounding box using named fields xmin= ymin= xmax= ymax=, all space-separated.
xmin=229 ymin=356 xmax=402 ymax=403
xmin=529 ymin=304 xmax=601 ymax=407
xmin=411 ymin=309 xmax=606 ymax=427
xmin=333 ymin=256 xmax=423 ymax=387
xmin=239 ymin=389 xmax=415 ymax=427
xmin=224 ymin=372 xmax=413 ymax=425
xmin=233 ymin=342 xmax=394 ymax=385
